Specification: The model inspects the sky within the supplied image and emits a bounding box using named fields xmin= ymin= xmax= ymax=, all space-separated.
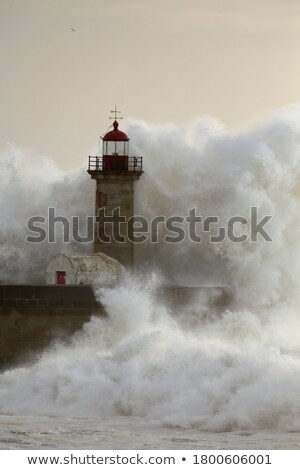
xmin=0 ymin=0 xmax=300 ymax=170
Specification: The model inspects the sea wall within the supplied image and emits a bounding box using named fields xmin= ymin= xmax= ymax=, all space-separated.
xmin=0 ymin=285 xmax=104 ymax=369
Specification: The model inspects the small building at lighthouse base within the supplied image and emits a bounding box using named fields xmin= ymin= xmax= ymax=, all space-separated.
xmin=46 ymin=252 xmax=125 ymax=286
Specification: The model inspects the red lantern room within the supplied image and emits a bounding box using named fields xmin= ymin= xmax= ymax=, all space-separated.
xmin=88 ymin=107 xmax=142 ymax=175
xmin=102 ymin=120 xmax=129 ymax=156
xmin=102 ymin=120 xmax=129 ymax=171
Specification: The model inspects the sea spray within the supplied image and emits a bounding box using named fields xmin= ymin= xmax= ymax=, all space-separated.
xmin=0 ymin=144 xmax=94 ymax=283
xmin=128 ymin=105 xmax=300 ymax=305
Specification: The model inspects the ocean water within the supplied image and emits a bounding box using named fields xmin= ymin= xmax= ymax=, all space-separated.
xmin=1 ymin=416 xmax=300 ymax=450
xmin=1 ymin=107 xmax=300 ymax=449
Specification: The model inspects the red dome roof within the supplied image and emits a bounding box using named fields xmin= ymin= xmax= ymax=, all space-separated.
xmin=103 ymin=120 xmax=129 ymax=141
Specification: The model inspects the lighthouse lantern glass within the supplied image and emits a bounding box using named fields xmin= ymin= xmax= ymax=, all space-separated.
xmin=103 ymin=140 xmax=129 ymax=157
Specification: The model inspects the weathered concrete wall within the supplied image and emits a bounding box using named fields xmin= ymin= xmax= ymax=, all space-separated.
xmin=0 ymin=285 xmax=104 ymax=369
xmin=94 ymin=175 xmax=140 ymax=267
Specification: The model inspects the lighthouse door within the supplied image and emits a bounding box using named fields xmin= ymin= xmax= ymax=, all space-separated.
xmin=56 ymin=271 xmax=66 ymax=285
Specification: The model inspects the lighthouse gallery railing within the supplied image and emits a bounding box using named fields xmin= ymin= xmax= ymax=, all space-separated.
xmin=88 ymin=156 xmax=143 ymax=173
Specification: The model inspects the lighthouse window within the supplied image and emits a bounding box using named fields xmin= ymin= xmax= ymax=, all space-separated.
xmin=105 ymin=141 xmax=127 ymax=156
xmin=116 ymin=141 xmax=126 ymax=155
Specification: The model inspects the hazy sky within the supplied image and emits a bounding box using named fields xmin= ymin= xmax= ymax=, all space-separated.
xmin=1 ymin=0 xmax=300 ymax=170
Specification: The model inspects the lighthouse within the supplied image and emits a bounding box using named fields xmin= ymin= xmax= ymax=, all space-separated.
xmin=87 ymin=108 xmax=143 ymax=267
